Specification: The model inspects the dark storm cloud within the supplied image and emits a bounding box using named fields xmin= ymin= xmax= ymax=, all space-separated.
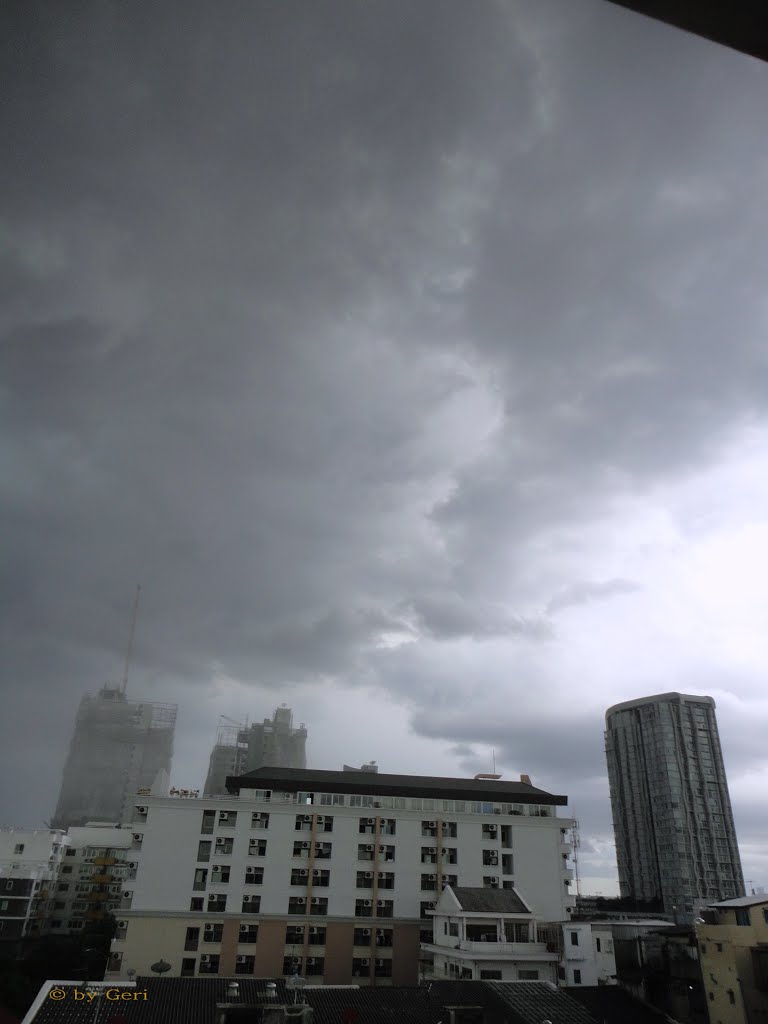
xmin=2 ymin=0 xmax=768 ymax=897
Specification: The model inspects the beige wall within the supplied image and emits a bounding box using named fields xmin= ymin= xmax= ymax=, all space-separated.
xmin=392 ymin=923 xmax=420 ymax=985
xmin=325 ymin=922 xmax=355 ymax=983
xmin=256 ymin=920 xmax=289 ymax=976
xmin=698 ymin=908 xmax=768 ymax=1024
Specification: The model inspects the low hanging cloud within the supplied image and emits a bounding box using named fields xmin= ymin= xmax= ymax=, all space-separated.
xmin=545 ymin=578 xmax=643 ymax=614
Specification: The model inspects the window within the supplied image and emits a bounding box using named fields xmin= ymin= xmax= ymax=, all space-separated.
xmin=244 ymin=867 xmax=264 ymax=885
xmin=211 ymin=865 xmax=230 ymax=884
xmin=14 ymin=844 xmax=24 ymax=855
xmin=248 ymin=839 xmax=267 ymax=857
xmin=357 ymin=871 xmax=374 ymax=889
xmin=213 ymin=837 xmax=234 ymax=855
xmin=288 ymin=897 xmax=308 ymax=915
xmin=355 ymin=899 xmax=373 ymax=918
xmin=181 ymin=958 xmax=196 ymax=977
xmin=203 ymin=923 xmax=224 ymax=942
xmin=570 ymin=931 xmax=579 ymax=946
xmin=66 ymin=848 xmax=76 ymax=857
xmin=595 ymin=937 xmax=601 ymax=952
xmin=235 ymin=954 xmax=255 ymax=975
xmin=449 ymin=923 xmax=459 ymax=937
xmin=197 ymin=841 xmax=212 ymax=862
xmin=728 ymin=990 xmax=736 ymax=1005
xmin=735 ymin=909 xmax=751 ymax=926
xmin=199 ymin=953 xmax=219 ymax=975
xmin=184 ymin=927 xmax=200 ymax=951
xmin=573 ymin=969 xmax=582 ymax=985
xmin=242 ymin=895 xmax=261 ymax=913
xmin=716 ymin=943 xmax=723 ymax=952
xmin=377 ymin=872 xmax=394 ymax=890
xmin=519 ymin=970 xmax=539 ymax=980
xmin=239 ymin=924 xmax=259 ymax=943
xmin=354 ymin=926 xmax=372 ymax=945
xmin=286 ymin=924 xmax=304 ymax=944
xmin=193 ymin=868 xmax=208 ymax=891
xmin=217 ymin=811 xmax=237 ymax=828
xmin=190 ymin=897 xmax=204 ymax=911
xmin=480 ymin=970 xmax=502 ymax=980
xmin=374 ymin=959 xmax=391 ymax=978
xmin=57 ymin=883 xmax=69 ymax=892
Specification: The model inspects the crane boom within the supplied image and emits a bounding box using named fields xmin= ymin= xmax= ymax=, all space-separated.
xmin=119 ymin=584 xmax=142 ymax=695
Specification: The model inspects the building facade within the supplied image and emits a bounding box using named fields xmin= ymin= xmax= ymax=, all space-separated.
xmin=50 ymin=824 xmax=134 ymax=935
xmin=605 ymin=693 xmax=744 ymax=921
xmin=109 ymin=766 xmax=575 ymax=984
xmin=0 ymin=827 xmax=68 ymax=956
xmin=204 ymin=707 xmax=308 ymax=797
xmin=52 ymin=686 xmax=177 ymax=829
xmin=697 ymin=895 xmax=768 ymax=1024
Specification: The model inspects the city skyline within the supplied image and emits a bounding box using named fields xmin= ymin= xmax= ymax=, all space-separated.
xmin=2 ymin=0 xmax=768 ymax=898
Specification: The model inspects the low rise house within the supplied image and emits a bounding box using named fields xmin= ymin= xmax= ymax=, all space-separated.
xmin=696 ymin=893 xmax=768 ymax=1023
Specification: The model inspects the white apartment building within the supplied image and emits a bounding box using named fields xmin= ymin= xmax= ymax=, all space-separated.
xmin=560 ymin=919 xmax=617 ymax=987
xmin=109 ymin=766 xmax=575 ymax=985
xmin=50 ymin=824 xmax=135 ymax=934
xmin=424 ymin=888 xmax=616 ymax=988
xmin=0 ymin=827 xmax=68 ymax=952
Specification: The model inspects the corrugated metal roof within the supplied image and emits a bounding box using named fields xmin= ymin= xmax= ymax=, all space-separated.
xmin=26 ymin=979 xmax=600 ymax=1024
xmin=710 ymin=894 xmax=768 ymax=908
xmin=566 ymin=985 xmax=670 ymax=1023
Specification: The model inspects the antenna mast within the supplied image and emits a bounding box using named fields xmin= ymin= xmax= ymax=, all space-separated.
xmin=120 ymin=584 xmax=142 ymax=696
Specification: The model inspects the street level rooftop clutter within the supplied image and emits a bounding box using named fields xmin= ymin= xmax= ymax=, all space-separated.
xmin=225 ymin=767 xmax=568 ymax=805
xmin=24 ymin=979 xmax=603 ymax=1024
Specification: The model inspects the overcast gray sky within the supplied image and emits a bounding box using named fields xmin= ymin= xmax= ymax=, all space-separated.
xmin=2 ymin=0 xmax=768 ymax=895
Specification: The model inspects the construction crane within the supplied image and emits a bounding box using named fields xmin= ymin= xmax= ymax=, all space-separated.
xmin=119 ymin=585 xmax=142 ymax=696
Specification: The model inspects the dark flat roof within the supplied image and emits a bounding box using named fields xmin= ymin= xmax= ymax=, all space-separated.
xmin=226 ymin=766 xmax=567 ymax=805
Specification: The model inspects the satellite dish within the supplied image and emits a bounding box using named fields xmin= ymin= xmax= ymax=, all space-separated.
xmin=150 ymin=959 xmax=171 ymax=974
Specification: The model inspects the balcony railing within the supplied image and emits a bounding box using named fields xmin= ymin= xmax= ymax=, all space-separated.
xmin=441 ymin=940 xmax=558 ymax=959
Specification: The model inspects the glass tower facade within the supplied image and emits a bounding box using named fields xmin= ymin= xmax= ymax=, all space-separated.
xmin=605 ymin=692 xmax=744 ymax=922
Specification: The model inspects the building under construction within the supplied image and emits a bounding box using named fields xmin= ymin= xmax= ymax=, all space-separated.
xmin=51 ymin=686 xmax=177 ymax=828
xmin=203 ymin=705 xmax=307 ymax=796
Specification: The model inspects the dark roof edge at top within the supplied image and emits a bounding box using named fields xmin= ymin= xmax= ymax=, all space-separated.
xmin=225 ymin=766 xmax=568 ymax=805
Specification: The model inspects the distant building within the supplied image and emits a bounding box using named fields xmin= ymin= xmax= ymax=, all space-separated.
xmin=0 ymin=827 xmax=68 ymax=957
xmin=605 ymin=693 xmax=744 ymax=922
xmin=52 ymin=686 xmax=177 ymax=829
xmin=204 ymin=706 xmax=307 ymax=797
xmin=50 ymin=823 xmax=134 ymax=935
xmin=107 ymin=766 xmax=575 ymax=982
xmin=697 ymin=894 xmax=768 ymax=1023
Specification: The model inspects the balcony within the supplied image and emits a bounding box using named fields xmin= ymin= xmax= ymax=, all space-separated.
xmin=438 ymin=940 xmax=558 ymax=960
xmin=94 ymin=857 xmax=116 ymax=867
xmin=92 ymin=874 xmax=113 ymax=884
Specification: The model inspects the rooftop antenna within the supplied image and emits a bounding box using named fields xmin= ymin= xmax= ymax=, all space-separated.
xmin=492 ymin=749 xmax=496 ymax=774
xmin=119 ymin=585 xmax=142 ymax=696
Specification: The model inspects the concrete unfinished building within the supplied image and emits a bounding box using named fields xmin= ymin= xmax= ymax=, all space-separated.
xmin=51 ymin=686 xmax=177 ymax=829
xmin=204 ymin=705 xmax=307 ymax=796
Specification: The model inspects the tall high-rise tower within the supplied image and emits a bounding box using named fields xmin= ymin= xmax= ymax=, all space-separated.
xmin=52 ymin=686 xmax=177 ymax=828
xmin=203 ymin=705 xmax=308 ymax=796
xmin=605 ymin=692 xmax=744 ymax=921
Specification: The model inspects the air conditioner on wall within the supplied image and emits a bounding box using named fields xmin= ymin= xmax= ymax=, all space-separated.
xmin=132 ymin=834 xmax=142 ymax=842
xmin=117 ymin=921 xmax=127 ymax=929
xmin=303 ymin=815 xmax=312 ymax=822
xmin=362 ymin=928 xmax=371 ymax=936
xmin=136 ymin=807 xmax=147 ymax=814
xmin=236 ymin=955 xmax=246 ymax=964
xmin=428 ymin=821 xmax=436 ymax=828
xmin=302 ymin=842 xmax=310 ymax=849
xmin=200 ymin=955 xmax=210 ymax=963
xmin=308 ymin=927 xmax=317 ymax=934
xmin=292 ymin=958 xmax=301 ymax=965
xmin=300 ymin=870 xmax=308 ymax=877
xmin=366 ymin=845 xmax=374 ymax=852
xmin=219 ymin=813 xmax=229 ymax=821
xmin=122 ymin=891 xmax=131 ymax=898
xmin=306 ymin=958 xmax=315 ymax=966
xmin=363 ymin=900 xmax=372 ymax=907
xmin=297 ymin=898 xmax=306 ymax=905
xmin=311 ymin=898 xmax=319 ymax=905
xmin=249 ymin=839 xmax=259 ymax=847
xmin=360 ymin=959 xmax=369 ymax=967
xmin=367 ymin=818 xmax=375 ymax=825
xmin=128 ymin=863 xmax=137 ymax=869
xmin=365 ymin=872 xmax=373 ymax=878
xmin=252 ymin=813 xmax=261 ymax=821
xmin=316 ymin=816 xmax=324 ymax=822
xmin=216 ymin=838 xmax=225 ymax=846
xmin=240 ymin=925 xmax=248 ymax=933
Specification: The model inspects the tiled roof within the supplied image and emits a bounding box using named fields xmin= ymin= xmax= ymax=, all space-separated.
xmin=228 ymin=767 xmax=567 ymax=805
xmin=26 ymin=979 xmax=599 ymax=1024
xmin=566 ymin=985 xmax=670 ymax=1023
xmin=449 ymin=887 xmax=531 ymax=914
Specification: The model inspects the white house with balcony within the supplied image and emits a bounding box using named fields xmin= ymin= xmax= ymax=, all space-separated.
xmin=560 ymin=919 xmax=617 ymax=987
xmin=422 ymin=886 xmax=562 ymax=984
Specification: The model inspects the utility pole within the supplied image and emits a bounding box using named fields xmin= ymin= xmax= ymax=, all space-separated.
xmin=119 ymin=585 xmax=142 ymax=696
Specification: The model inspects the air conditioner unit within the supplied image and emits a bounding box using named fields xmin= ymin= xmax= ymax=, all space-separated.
xmin=132 ymin=834 xmax=142 ymax=842
xmin=376 ymin=959 xmax=385 ymax=967
xmin=208 ymin=894 xmax=217 ymax=902
xmin=249 ymin=839 xmax=259 ymax=847
xmin=236 ymin=955 xmax=246 ymax=964
xmin=311 ymin=897 xmax=319 ymax=905
xmin=252 ymin=813 xmax=261 ymax=822
xmin=489 ymin=879 xmax=498 ymax=888
xmin=379 ymin=846 xmax=386 ymax=854
xmin=316 ymin=816 xmax=324 ymax=823
xmin=246 ymin=867 xmax=256 ymax=876
xmin=365 ymin=872 xmax=373 ymax=879
xmin=240 ymin=924 xmax=248 ymax=933
xmin=376 ymin=929 xmax=385 ymax=937
xmin=205 ymin=924 xmax=214 ymax=932
xmin=362 ymin=928 xmax=371 ymax=936
xmin=243 ymin=895 xmax=251 ymax=903
xmin=360 ymin=958 xmax=369 ymax=967
xmin=136 ymin=806 xmax=147 ymax=814
xmin=488 ymin=825 xmax=497 ymax=832
xmin=308 ymin=927 xmax=317 ymax=934
xmin=377 ymin=900 xmax=386 ymax=908
xmin=128 ymin=862 xmax=137 ymax=869
xmin=366 ymin=818 xmax=375 ymax=825
xmin=216 ymin=838 xmax=225 ymax=846
xmin=200 ymin=955 xmax=210 ymax=963
xmin=212 ymin=865 xmax=221 ymax=874
xmin=122 ymin=891 xmax=131 ymax=898
xmin=300 ymin=869 xmax=308 ymax=877
xmin=365 ymin=845 xmax=374 ymax=852
xmin=306 ymin=958 xmax=316 ymax=966
xmin=302 ymin=842 xmax=310 ymax=849
xmin=363 ymin=900 xmax=372 ymax=907
xmin=428 ymin=874 xmax=436 ymax=881
xmin=428 ymin=821 xmax=437 ymax=828
xmin=117 ymin=921 xmax=128 ymax=929
xmin=378 ymin=873 xmax=386 ymax=880
xmin=313 ymin=870 xmax=321 ymax=877
xmin=291 ymin=957 xmax=301 ymax=965
xmin=297 ymin=897 xmax=306 ymax=905
xmin=303 ymin=815 xmax=312 ymax=822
